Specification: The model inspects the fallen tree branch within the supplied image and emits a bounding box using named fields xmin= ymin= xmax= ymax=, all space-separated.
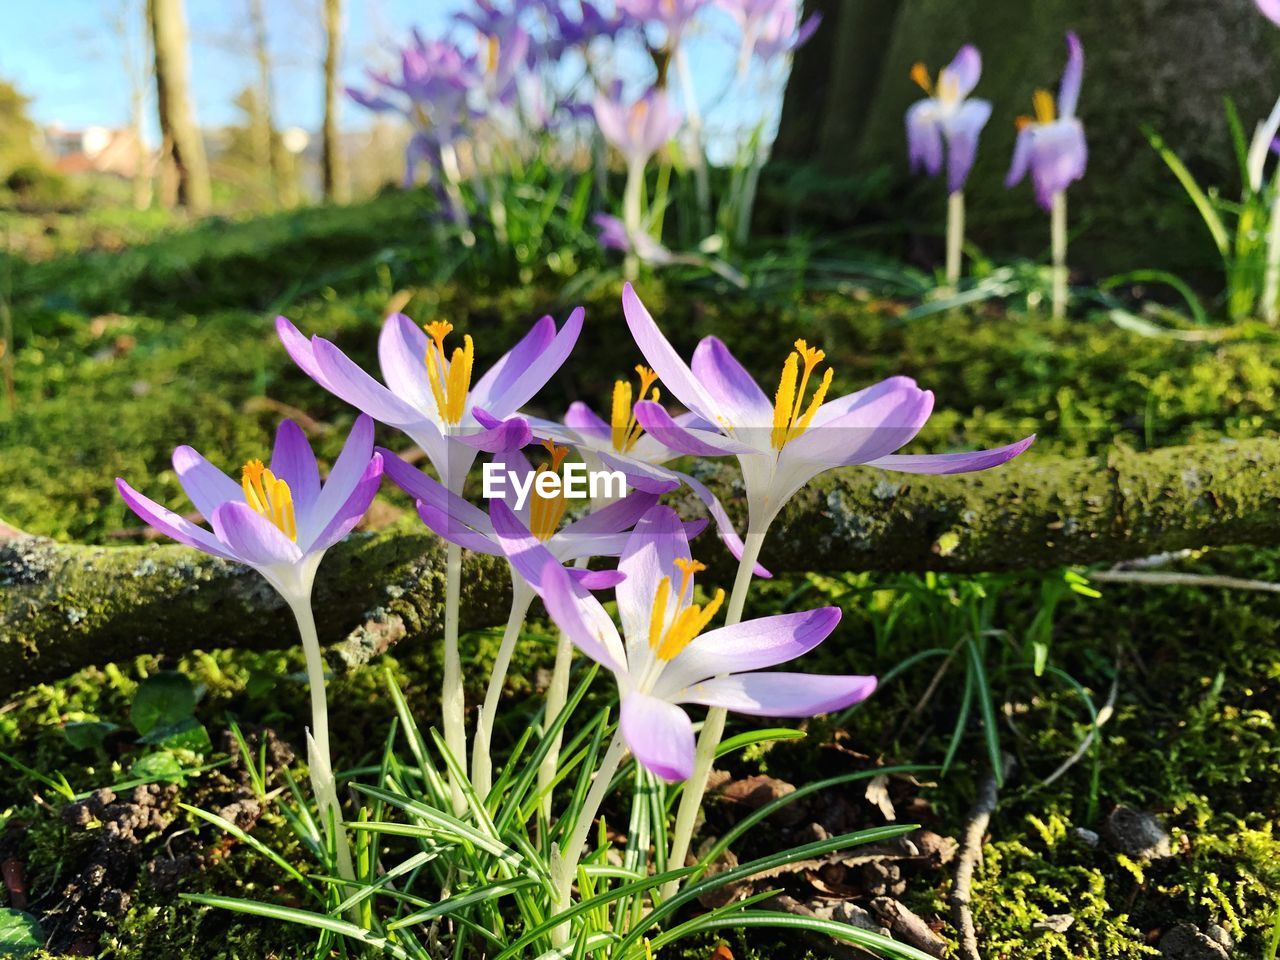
xmin=7 ymin=437 xmax=1280 ymax=692
xmin=951 ymin=755 xmax=1015 ymax=960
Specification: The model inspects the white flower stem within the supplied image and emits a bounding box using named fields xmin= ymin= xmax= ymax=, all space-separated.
xmin=1263 ymin=191 xmax=1280 ymax=325
xmin=539 ymin=556 xmax=589 ymax=820
xmin=1051 ymin=191 xmax=1068 ymax=319
xmin=661 ymin=525 xmax=767 ymax=901
xmin=442 ymin=540 xmax=468 ymax=815
xmin=287 ymin=598 xmax=356 ymax=886
xmin=675 ymin=45 xmax=712 ymax=237
xmin=623 ymin=158 xmax=646 ymax=281
xmin=472 ymin=581 xmax=534 ymax=802
xmin=549 ymin=731 xmax=628 ymax=947
xmin=945 ymin=190 xmax=965 ymax=287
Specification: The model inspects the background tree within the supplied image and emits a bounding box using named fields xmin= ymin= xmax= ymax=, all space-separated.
xmin=0 ymin=81 xmax=46 ymax=184
xmin=147 ymin=0 xmax=211 ymax=212
xmin=103 ymin=0 xmax=153 ymax=211
xmin=321 ymin=0 xmax=348 ymax=203
xmin=774 ymin=0 xmax=1280 ymax=276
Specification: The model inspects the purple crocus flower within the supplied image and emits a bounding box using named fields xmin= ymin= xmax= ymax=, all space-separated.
xmin=719 ymin=0 xmax=820 ymax=68
xmin=905 ymin=45 xmax=992 ymax=195
xmin=276 ymin=310 xmax=582 ymax=493
xmin=1007 ymin=32 xmax=1087 ymax=211
xmin=594 ymin=88 xmax=683 ymax=169
xmin=1257 ymin=0 xmax=1280 ymax=25
xmin=380 ymin=441 xmax=677 ymax=588
xmin=622 ymin=284 xmax=1035 ymax=535
xmin=116 ymin=416 xmax=383 ymax=603
xmin=594 ymin=213 xmax=676 ymax=265
xmin=524 ymin=505 xmax=875 ymax=781
xmin=617 ymin=0 xmax=707 ymax=46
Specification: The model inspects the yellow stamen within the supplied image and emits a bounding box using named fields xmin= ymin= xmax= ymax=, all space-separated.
xmin=485 ymin=34 xmax=500 ymax=74
xmin=610 ymin=365 xmax=660 ymax=453
xmin=937 ymin=70 xmax=959 ymax=106
xmin=648 ymin=557 xmax=723 ymax=661
xmin=528 ymin=440 xmax=570 ymax=541
xmin=241 ymin=459 xmax=297 ymax=542
xmin=1015 ymin=115 xmax=1035 ymax=131
xmin=771 ymin=339 xmax=832 ymax=450
xmin=910 ymin=62 xmax=932 ymax=95
xmin=423 ymin=320 xmax=474 ymax=425
xmin=1032 ymin=88 xmax=1055 ymax=125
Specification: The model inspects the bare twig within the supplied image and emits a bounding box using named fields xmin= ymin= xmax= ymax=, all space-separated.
xmin=1092 ymin=570 xmax=1280 ymax=594
xmin=951 ymin=754 xmax=1015 ymax=960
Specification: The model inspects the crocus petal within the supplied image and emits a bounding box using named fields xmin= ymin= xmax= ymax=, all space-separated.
xmin=569 ymin=568 xmax=627 ymax=590
xmin=210 ymin=501 xmax=304 ymax=567
xmin=1029 ymin=119 xmax=1088 ymax=209
xmin=617 ymin=505 xmax=691 ymax=647
xmin=455 ymin=411 xmax=533 ymax=452
xmin=303 ymin=414 xmax=378 ymax=546
xmin=633 ymin=401 xmax=758 ymax=456
xmin=539 ymin=559 xmax=627 ymax=670
xmin=378 ymin=313 xmax=435 ymax=415
xmin=491 ymin=497 xmax=563 ymax=585
xmin=622 ymin=284 xmax=721 ymax=424
xmin=1058 ymin=31 xmax=1084 ymax=120
xmin=559 ymin=490 xmax=661 ymax=540
xmin=417 ymin=500 xmax=503 ymax=555
xmin=943 ymin=44 xmax=982 ymax=101
xmin=482 ymin=308 xmax=584 ymax=417
xmin=470 ymin=315 xmax=556 ymax=413
xmin=942 ymin=98 xmax=992 ymax=194
xmin=656 ymin=607 xmax=842 ymax=695
xmin=812 ymin=376 xmax=920 ymax=427
xmin=271 ymin=420 xmax=322 ymax=516
xmin=906 ymin=100 xmax=943 ymax=178
xmin=172 ymin=446 xmax=241 ymax=521
xmin=674 ymin=470 xmax=771 ymax=578
xmin=675 ymin=672 xmax=877 ymax=717
xmin=690 ymin=336 xmax=773 ymax=428
xmin=116 ymin=478 xmax=236 ymax=561
xmin=596 ymin=449 xmax=682 ymax=495
xmin=1260 ymin=0 xmax=1280 ymax=25
xmin=867 ymin=435 xmax=1036 ymax=475
xmin=563 ymin=401 xmax=613 ymax=443
xmin=1006 ymin=125 xmax=1034 ymax=188
xmin=783 ymin=385 xmax=934 ymax=467
xmin=620 ymin=691 xmax=695 ymax=782
xmin=309 ymin=453 xmax=384 ymax=552
xmin=277 ymin=316 xmax=338 ymax=393
xmin=379 ymin=447 xmax=493 ymax=533
xmin=311 ymin=337 xmax=427 ymax=431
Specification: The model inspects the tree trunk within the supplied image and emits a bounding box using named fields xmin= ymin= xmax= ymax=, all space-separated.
xmin=775 ymin=0 xmax=1280 ymax=277
xmin=147 ymin=0 xmax=211 ymax=213
xmin=247 ymin=0 xmax=281 ymax=206
xmin=9 ymin=436 xmax=1280 ymax=693
xmin=321 ymin=0 xmax=348 ymax=203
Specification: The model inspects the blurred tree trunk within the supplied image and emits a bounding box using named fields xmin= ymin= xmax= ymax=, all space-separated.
xmin=105 ymin=0 xmax=153 ymax=210
xmin=321 ymin=0 xmax=348 ymax=203
xmin=774 ymin=0 xmax=1280 ymax=276
xmin=147 ymin=0 xmax=210 ymax=213
xmin=247 ymin=0 xmax=282 ymax=206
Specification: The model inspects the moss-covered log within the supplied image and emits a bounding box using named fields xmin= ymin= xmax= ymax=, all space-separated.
xmin=7 ymin=437 xmax=1280 ymax=693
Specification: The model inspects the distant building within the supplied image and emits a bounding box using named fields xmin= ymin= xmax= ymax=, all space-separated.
xmin=42 ymin=124 xmax=151 ymax=178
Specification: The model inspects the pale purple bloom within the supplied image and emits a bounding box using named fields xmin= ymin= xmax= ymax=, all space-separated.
xmin=719 ymin=0 xmax=820 ymax=67
xmin=1007 ymin=32 xmax=1088 ymax=211
xmin=594 ymin=88 xmax=683 ymax=168
xmin=905 ymin=45 xmax=992 ymax=194
xmin=622 ymin=284 xmax=1035 ymax=534
xmin=523 ymin=505 xmax=875 ymax=781
xmin=617 ymin=0 xmax=707 ymax=45
xmin=1257 ymin=0 xmax=1280 ymax=26
xmin=116 ymin=416 xmax=383 ymax=601
xmin=276 ymin=310 xmax=582 ymax=492
xmin=594 ymin=213 xmax=676 ymax=265
xmin=380 ymin=444 xmax=677 ymax=588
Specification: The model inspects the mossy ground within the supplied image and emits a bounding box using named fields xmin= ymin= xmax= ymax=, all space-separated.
xmin=1 ymin=199 xmax=1278 ymax=958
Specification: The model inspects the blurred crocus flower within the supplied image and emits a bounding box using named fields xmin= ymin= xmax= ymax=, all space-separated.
xmin=719 ymin=0 xmax=820 ymax=70
xmin=594 ymin=88 xmax=683 ymax=169
xmin=116 ymin=416 xmax=383 ymax=603
xmin=622 ymin=284 xmax=1034 ymax=534
xmin=547 ymin=0 xmax=637 ymax=53
xmin=529 ymin=505 xmax=875 ymax=781
xmin=905 ymin=45 xmax=992 ymax=195
xmin=1006 ymin=32 xmax=1087 ymax=211
xmin=617 ymin=0 xmax=707 ymax=46
xmin=594 ymin=213 xmax=676 ymax=265
xmin=1257 ymin=0 xmax=1280 ymax=25
xmin=276 ymin=310 xmax=581 ymax=492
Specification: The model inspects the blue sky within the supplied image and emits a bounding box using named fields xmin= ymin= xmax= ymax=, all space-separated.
xmin=0 ymin=0 xmax=783 ymax=146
